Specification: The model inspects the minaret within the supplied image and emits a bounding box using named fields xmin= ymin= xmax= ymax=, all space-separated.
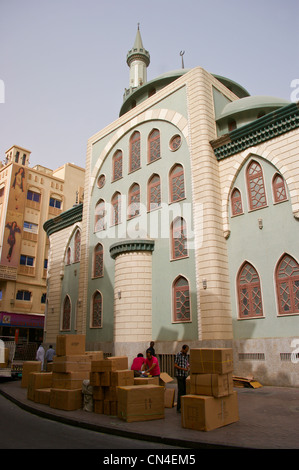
xmin=126 ymin=24 xmax=150 ymax=89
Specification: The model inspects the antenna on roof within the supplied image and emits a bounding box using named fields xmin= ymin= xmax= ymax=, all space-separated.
xmin=180 ymin=51 xmax=185 ymax=69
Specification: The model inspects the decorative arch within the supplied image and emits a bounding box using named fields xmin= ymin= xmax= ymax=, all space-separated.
xmin=128 ymin=183 xmax=140 ymax=219
xmin=91 ymin=290 xmax=103 ymax=328
xmin=246 ymin=159 xmax=267 ymax=211
xmin=171 ymin=217 xmax=188 ymax=260
xmin=148 ymin=174 xmax=161 ymax=211
xmin=94 ymin=199 xmax=106 ymax=232
xmin=169 ymin=163 xmax=185 ymax=203
xmin=272 ymin=173 xmax=288 ymax=204
xmin=275 ymin=253 xmax=299 ymax=315
xmin=148 ymin=128 xmax=160 ymax=163
xmin=237 ymin=261 xmax=263 ymax=319
xmin=74 ymin=229 xmax=81 ymax=263
xmin=172 ymin=275 xmax=191 ymax=322
xmin=230 ymin=187 xmax=243 ymax=216
xmin=62 ymin=295 xmax=71 ymax=331
xmin=129 ymin=131 xmax=141 ymax=172
xmin=111 ymin=191 xmax=121 ymax=226
xmin=93 ymin=243 xmax=104 ymax=278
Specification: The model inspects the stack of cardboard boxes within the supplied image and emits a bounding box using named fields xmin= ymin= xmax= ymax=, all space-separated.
xmin=182 ymin=348 xmax=239 ymax=431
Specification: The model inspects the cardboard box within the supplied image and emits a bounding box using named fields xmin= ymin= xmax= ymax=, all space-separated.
xmin=111 ymin=370 xmax=134 ymax=387
xmin=92 ymin=356 xmax=128 ymax=372
xmin=159 ymin=372 xmax=173 ymax=387
xmin=110 ymin=401 xmax=118 ymax=416
xmin=46 ymin=362 xmax=54 ymax=372
xmin=104 ymin=400 xmax=111 ymax=415
xmin=118 ymin=385 xmax=165 ymax=423
xmin=107 ymin=356 xmax=128 ymax=371
xmin=85 ymin=351 xmax=104 ymax=361
xmin=93 ymin=386 xmax=104 ymax=400
xmin=50 ymin=388 xmax=83 ymax=411
xmin=181 ymin=391 xmax=239 ymax=431
xmin=99 ymin=371 xmax=111 ymax=386
xmin=90 ymin=371 xmax=101 ymax=387
xmin=34 ymin=388 xmax=51 ymax=405
xmin=104 ymin=386 xmax=118 ymax=401
xmin=94 ymin=400 xmax=104 ymax=414
xmin=186 ymin=376 xmax=191 ymax=394
xmin=53 ymin=355 xmax=91 ymax=373
xmin=27 ymin=372 xmax=53 ymax=401
xmin=52 ymin=371 xmax=89 ymax=390
xmin=133 ymin=377 xmax=159 ymax=385
xmin=190 ymin=373 xmax=233 ymax=398
xmin=56 ymin=334 xmax=85 ymax=356
xmin=164 ymin=388 xmax=175 ymax=408
xmin=190 ymin=348 xmax=234 ymax=375
xmin=21 ymin=361 xmax=42 ymax=388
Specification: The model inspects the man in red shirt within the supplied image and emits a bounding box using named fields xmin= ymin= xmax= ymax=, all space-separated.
xmin=143 ymin=349 xmax=160 ymax=377
xmin=131 ymin=353 xmax=145 ymax=377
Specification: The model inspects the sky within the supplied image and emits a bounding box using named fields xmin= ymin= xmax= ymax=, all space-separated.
xmin=0 ymin=0 xmax=298 ymax=170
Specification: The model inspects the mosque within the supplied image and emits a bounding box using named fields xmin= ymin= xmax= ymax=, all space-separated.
xmin=43 ymin=26 xmax=299 ymax=386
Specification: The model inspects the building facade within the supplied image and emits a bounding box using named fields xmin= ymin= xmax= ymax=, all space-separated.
xmin=43 ymin=28 xmax=299 ymax=386
xmin=0 ymin=145 xmax=84 ymax=346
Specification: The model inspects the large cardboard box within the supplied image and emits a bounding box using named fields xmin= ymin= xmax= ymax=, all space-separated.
xmin=90 ymin=372 xmax=101 ymax=387
xmin=159 ymin=372 xmax=173 ymax=387
xmin=93 ymin=386 xmax=104 ymax=400
xmin=92 ymin=356 xmax=128 ymax=372
xmin=27 ymin=372 xmax=53 ymax=401
xmin=111 ymin=370 xmax=134 ymax=387
xmin=133 ymin=376 xmax=159 ymax=385
xmin=56 ymin=335 xmax=85 ymax=357
xmin=118 ymin=385 xmax=165 ymax=423
xmin=85 ymin=351 xmax=104 ymax=361
xmin=181 ymin=392 xmax=239 ymax=431
xmin=104 ymin=386 xmax=118 ymax=401
xmin=164 ymin=388 xmax=175 ymax=408
xmin=190 ymin=373 xmax=233 ymax=398
xmin=21 ymin=361 xmax=42 ymax=388
xmin=34 ymin=388 xmax=51 ymax=405
xmin=53 ymin=355 xmax=91 ymax=373
xmin=107 ymin=356 xmax=128 ymax=371
xmin=190 ymin=348 xmax=233 ymax=375
xmin=52 ymin=371 xmax=89 ymax=390
xmin=50 ymin=388 xmax=83 ymax=411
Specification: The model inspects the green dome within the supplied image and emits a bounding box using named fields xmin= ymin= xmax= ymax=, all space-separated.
xmin=218 ymin=95 xmax=290 ymax=121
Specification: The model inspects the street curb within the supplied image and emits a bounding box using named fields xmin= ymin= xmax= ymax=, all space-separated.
xmin=0 ymin=385 xmax=242 ymax=449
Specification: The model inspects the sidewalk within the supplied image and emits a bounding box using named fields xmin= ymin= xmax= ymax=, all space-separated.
xmin=1 ymin=379 xmax=299 ymax=449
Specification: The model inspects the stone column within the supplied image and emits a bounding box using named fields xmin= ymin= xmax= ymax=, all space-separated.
xmin=110 ymin=239 xmax=154 ymax=363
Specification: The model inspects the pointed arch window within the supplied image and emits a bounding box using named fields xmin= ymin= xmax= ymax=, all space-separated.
xmin=74 ymin=230 xmax=81 ymax=263
xmin=95 ymin=199 xmax=106 ymax=232
xmin=173 ymin=276 xmax=191 ymax=322
xmin=273 ymin=173 xmax=287 ymax=203
xmin=93 ymin=243 xmax=104 ymax=278
xmin=170 ymin=164 xmax=185 ymax=203
xmin=112 ymin=150 xmax=123 ymax=181
xmin=276 ymin=254 xmax=299 ymax=315
xmin=62 ymin=295 xmax=71 ymax=330
xmin=148 ymin=174 xmax=161 ymax=211
xmin=171 ymin=217 xmax=188 ymax=260
xmin=92 ymin=291 xmax=102 ymax=328
xmin=231 ymin=188 xmax=243 ymax=216
xmin=148 ymin=129 xmax=160 ymax=163
xmin=246 ymin=160 xmax=267 ymax=211
xmin=128 ymin=183 xmax=140 ymax=219
xmin=129 ymin=131 xmax=141 ymax=172
xmin=237 ymin=262 xmax=263 ymax=318
xmin=111 ymin=192 xmax=121 ymax=225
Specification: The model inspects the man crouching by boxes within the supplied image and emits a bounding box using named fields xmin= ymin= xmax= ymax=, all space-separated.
xmin=174 ymin=345 xmax=190 ymax=413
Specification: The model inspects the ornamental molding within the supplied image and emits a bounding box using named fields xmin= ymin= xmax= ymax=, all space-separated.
xmin=109 ymin=239 xmax=155 ymax=259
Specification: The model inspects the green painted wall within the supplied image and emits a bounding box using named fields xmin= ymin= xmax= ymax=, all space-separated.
xmin=227 ymin=155 xmax=299 ymax=339
xmin=61 ymin=228 xmax=80 ymax=333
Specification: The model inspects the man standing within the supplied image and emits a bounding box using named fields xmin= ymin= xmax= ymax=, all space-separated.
xmin=36 ymin=343 xmax=45 ymax=371
xmin=45 ymin=344 xmax=56 ymax=370
xmin=174 ymin=344 xmax=189 ymax=413
xmin=143 ymin=348 xmax=160 ymax=377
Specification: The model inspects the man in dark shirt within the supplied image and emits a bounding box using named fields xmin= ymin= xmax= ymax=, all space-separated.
xmin=174 ymin=344 xmax=189 ymax=413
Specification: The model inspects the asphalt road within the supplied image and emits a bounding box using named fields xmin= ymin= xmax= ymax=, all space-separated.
xmin=0 ymin=393 xmax=181 ymax=450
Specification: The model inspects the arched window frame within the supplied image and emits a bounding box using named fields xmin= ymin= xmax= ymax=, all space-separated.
xmin=169 ymin=164 xmax=185 ymax=203
xmin=93 ymin=243 xmax=104 ymax=278
xmin=246 ymin=160 xmax=267 ymax=211
xmin=112 ymin=150 xmax=123 ymax=182
xmin=111 ymin=191 xmax=121 ymax=226
xmin=272 ymin=173 xmax=288 ymax=204
xmin=91 ymin=290 xmax=103 ymax=328
xmin=171 ymin=217 xmax=188 ymax=260
xmin=128 ymin=183 xmax=140 ymax=219
xmin=94 ymin=199 xmax=106 ymax=232
xmin=275 ymin=254 xmax=299 ymax=316
xmin=237 ymin=262 xmax=263 ymax=319
xmin=74 ymin=230 xmax=81 ymax=263
xmin=129 ymin=131 xmax=141 ymax=173
xmin=148 ymin=129 xmax=161 ymax=164
xmin=172 ymin=275 xmax=191 ymax=323
xmin=148 ymin=174 xmax=161 ymax=211
xmin=62 ymin=295 xmax=71 ymax=331
xmin=231 ymin=187 xmax=244 ymax=216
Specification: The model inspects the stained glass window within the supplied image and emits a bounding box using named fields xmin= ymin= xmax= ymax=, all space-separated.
xmin=129 ymin=131 xmax=141 ymax=172
xmin=148 ymin=174 xmax=161 ymax=211
xmin=237 ymin=262 xmax=263 ymax=318
xmin=112 ymin=150 xmax=123 ymax=181
xmin=170 ymin=135 xmax=181 ymax=151
xmin=172 ymin=217 xmax=188 ymax=259
xmin=173 ymin=276 xmax=190 ymax=322
xmin=273 ymin=173 xmax=287 ymax=203
xmin=148 ymin=129 xmax=160 ymax=163
xmin=94 ymin=243 xmax=104 ymax=278
xmin=74 ymin=230 xmax=81 ymax=263
xmin=128 ymin=183 xmax=140 ymax=219
xmin=276 ymin=255 xmax=299 ymax=315
xmin=247 ymin=160 xmax=267 ymax=210
xmin=170 ymin=164 xmax=185 ymax=202
xmin=62 ymin=296 xmax=71 ymax=330
xmin=231 ymin=188 xmax=243 ymax=216
xmin=92 ymin=291 xmax=102 ymax=328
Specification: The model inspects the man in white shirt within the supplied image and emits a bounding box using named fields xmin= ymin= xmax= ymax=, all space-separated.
xmin=36 ymin=343 xmax=45 ymax=371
